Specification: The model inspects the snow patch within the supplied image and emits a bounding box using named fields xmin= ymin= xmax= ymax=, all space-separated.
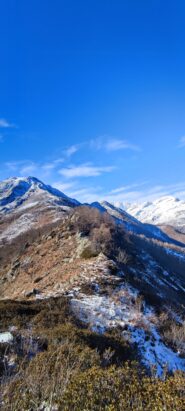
xmin=0 ymin=332 xmax=13 ymax=343
xmin=71 ymin=284 xmax=185 ymax=376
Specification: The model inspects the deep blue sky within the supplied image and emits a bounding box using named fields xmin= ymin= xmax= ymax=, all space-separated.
xmin=0 ymin=0 xmax=185 ymax=203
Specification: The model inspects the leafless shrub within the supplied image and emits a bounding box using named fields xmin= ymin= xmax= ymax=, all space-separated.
xmin=163 ymin=322 xmax=185 ymax=356
xmin=158 ymin=312 xmax=185 ymax=356
xmin=117 ymin=248 xmax=130 ymax=265
xmin=102 ymin=347 xmax=115 ymax=367
xmin=2 ymin=340 xmax=99 ymax=410
xmin=135 ymin=295 xmax=145 ymax=312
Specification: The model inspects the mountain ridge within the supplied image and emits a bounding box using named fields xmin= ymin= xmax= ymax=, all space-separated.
xmin=125 ymin=195 xmax=185 ymax=229
xmin=1 ymin=176 xmax=184 ymax=248
xmin=0 ymin=176 xmax=79 ymax=214
xmin=0 ymin=176 xmax=185 ymax=382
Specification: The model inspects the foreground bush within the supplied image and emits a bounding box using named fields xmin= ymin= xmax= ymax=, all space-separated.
xmin=1 ymin=299 xmax=184 ymax=411
xmin=60 ymin=365 xmax=185 ymax=411
xmin=2 ymin=354 xmax=185 ymax=410
xmin=2 ymin=342 xmax=100 ymax=410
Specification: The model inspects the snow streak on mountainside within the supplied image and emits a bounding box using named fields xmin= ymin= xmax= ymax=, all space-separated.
xmin=125 ymin=196 xmax=185 ymax=228
xmin=0 ymin=176 xmax=79 ymax=214
xmin=0 ymin=177 xmax=79 ymax=244
xmin=91 ymin=200 xmax=184 ymax=246
xmin=71 ymin=283 xmax=185 ymax=376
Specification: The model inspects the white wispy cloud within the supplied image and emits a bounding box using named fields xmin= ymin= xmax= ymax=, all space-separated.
xmin=20 ymin=163 xmax=38 ymax=175
xmin=59 ymin=164 xmax=115 ymax=178
xmin=42 ymin=163 xmax=56 ymax=171
xmin=67 ymin=181 xmax=185 ymax=205
xmin=90 ymin=137 xmax=140 ymax=152
xmin=63 ymin=144 xmax=79 ymax=157
xmin=5 ymin=158 xmax=65 ymax=177
xmin=4 ymin=160 xmax=55 ymax=179
xmin=178 ymin=136 xmax=185 ymax=148
xmin=2 ymin=156 xmax=185 ymax=204
xmin=109 ymin=182 xmax=148 ymax=195
xmin=53 ymin=158 xmax=65 ymax=165
xmin=105 ymin=139 xmax=140 ymax=152
xmin=0 ymin=118 xmax=15 ymax=128
xmin=52 ymin=181 xmax=75 ymax=192
xmin=101 ymin=182 xmax=185 ymax=204
xmin=5 ymin=160 xmax=28 ymax=171
xmin=66 ymin=186 xmax=103 ymax=203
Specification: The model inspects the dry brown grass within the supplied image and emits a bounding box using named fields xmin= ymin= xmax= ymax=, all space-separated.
xmin=158 ymin=312 xmax=185 ymax=356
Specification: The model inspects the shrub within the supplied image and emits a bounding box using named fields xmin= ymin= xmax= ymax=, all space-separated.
xmin=60 ymin=364 xmax=185 ymax=410
xmin=2 ymin=342 xmax=100 ymax=410
xmin=80 ymin=246 xmax=99 ymax=259
xmin=159 ymin=313 xmax=185 ymax=356
xmin=69 ymin=206 xmax=132 ymax=260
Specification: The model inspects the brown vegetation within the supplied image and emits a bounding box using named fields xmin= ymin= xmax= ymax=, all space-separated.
xmin=158 ymin=312 xmax=185 ymax=357
xmin=0 ymin=297 xmax=185 ymax=411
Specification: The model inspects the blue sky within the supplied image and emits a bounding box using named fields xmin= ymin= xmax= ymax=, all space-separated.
xmin=0 ymin=0 xmax=185 ymax=203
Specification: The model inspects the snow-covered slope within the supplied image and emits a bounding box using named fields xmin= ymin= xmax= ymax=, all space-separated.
xmin=0 ymin=176 xmax=79 ymax=214
xmin=0 ymin=177 xmax=80 ymax=244
xmin=125 ymin=196 xmax=185 ymax=228
xmin=91 ymin=200 xmax=181 ymax=245
xmin=71 ymin=283 xmax=185 ymax=376
xmin=1 ymin=177 xmax=184 ymax=248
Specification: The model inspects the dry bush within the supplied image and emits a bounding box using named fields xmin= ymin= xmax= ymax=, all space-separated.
xmin=117 ymin=248 xmax=130 ymax=265
xmin=161 ymin=322 xmax=185 ymax=356
xmin=69 ymin=206 xmax=108 ymax=235
xmin=134 ymin=295 xmax=145 ymax=313
xmin=59 ymin=364 xmax=185 ymax=411
xmin=68 ymin=206 xmax=116 ymax=258
xmin=90 ymin=224 xmax=113 ymax=256
xmin=80 ymin=246 xmax=98 ymax=259
xmin=0 ymin=320 xmax=134 ymax=410
xmin=1 ymin=297 xmax=185 ymax=411
xmin=2 ymin=342 xmax=99 ymax=410
xmin=70 ymin=205 xmax=131 ymax=260
xmin=158 ymin=312 xmax=185 ymax=356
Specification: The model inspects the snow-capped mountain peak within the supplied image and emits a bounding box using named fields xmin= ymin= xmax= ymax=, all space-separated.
xmin=91 ymin=199 xmax=180 ymax=244
xmin=0 ymin=176 xmax=80 ymax=243
xmin=125 ymin=195 xmax=185 ymax=228
xmin=0 ymin=176 xmax=79 ymax=214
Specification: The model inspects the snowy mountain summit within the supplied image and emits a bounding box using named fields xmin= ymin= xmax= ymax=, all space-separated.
xmin=0 ymin=176 xmax=79 ymax=215
xmin=0 ymin=177 xmax=79 ymax=244
xmin=125 ymin=196 xmax=185 ymax=228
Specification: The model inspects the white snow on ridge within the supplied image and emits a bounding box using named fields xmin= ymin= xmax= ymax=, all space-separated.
xmin=131 ymin=326 xmax=185 ymax=376
xmin=0 ymin=213 xmax=36 ymax=242
xmin=0 ymin=332 xmax=13 ymax=343
xmin=125 ymin=196 xmax=185 ymax=227
xmin=0 ymin=176 xmax=79 ymax=215
xmin=0 ymin=176 xmax=80 ymax=243
xmin=71 ymin=285 xmax=185 ymax=376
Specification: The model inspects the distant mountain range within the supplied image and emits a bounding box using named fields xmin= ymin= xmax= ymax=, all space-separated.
xmin=0 ymin=176 xmax=184 ymax=245
xmin=1 ymin=177 xmax=185 ymax=230
xmin=124 ymin=196 xmax=185 ymax=229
